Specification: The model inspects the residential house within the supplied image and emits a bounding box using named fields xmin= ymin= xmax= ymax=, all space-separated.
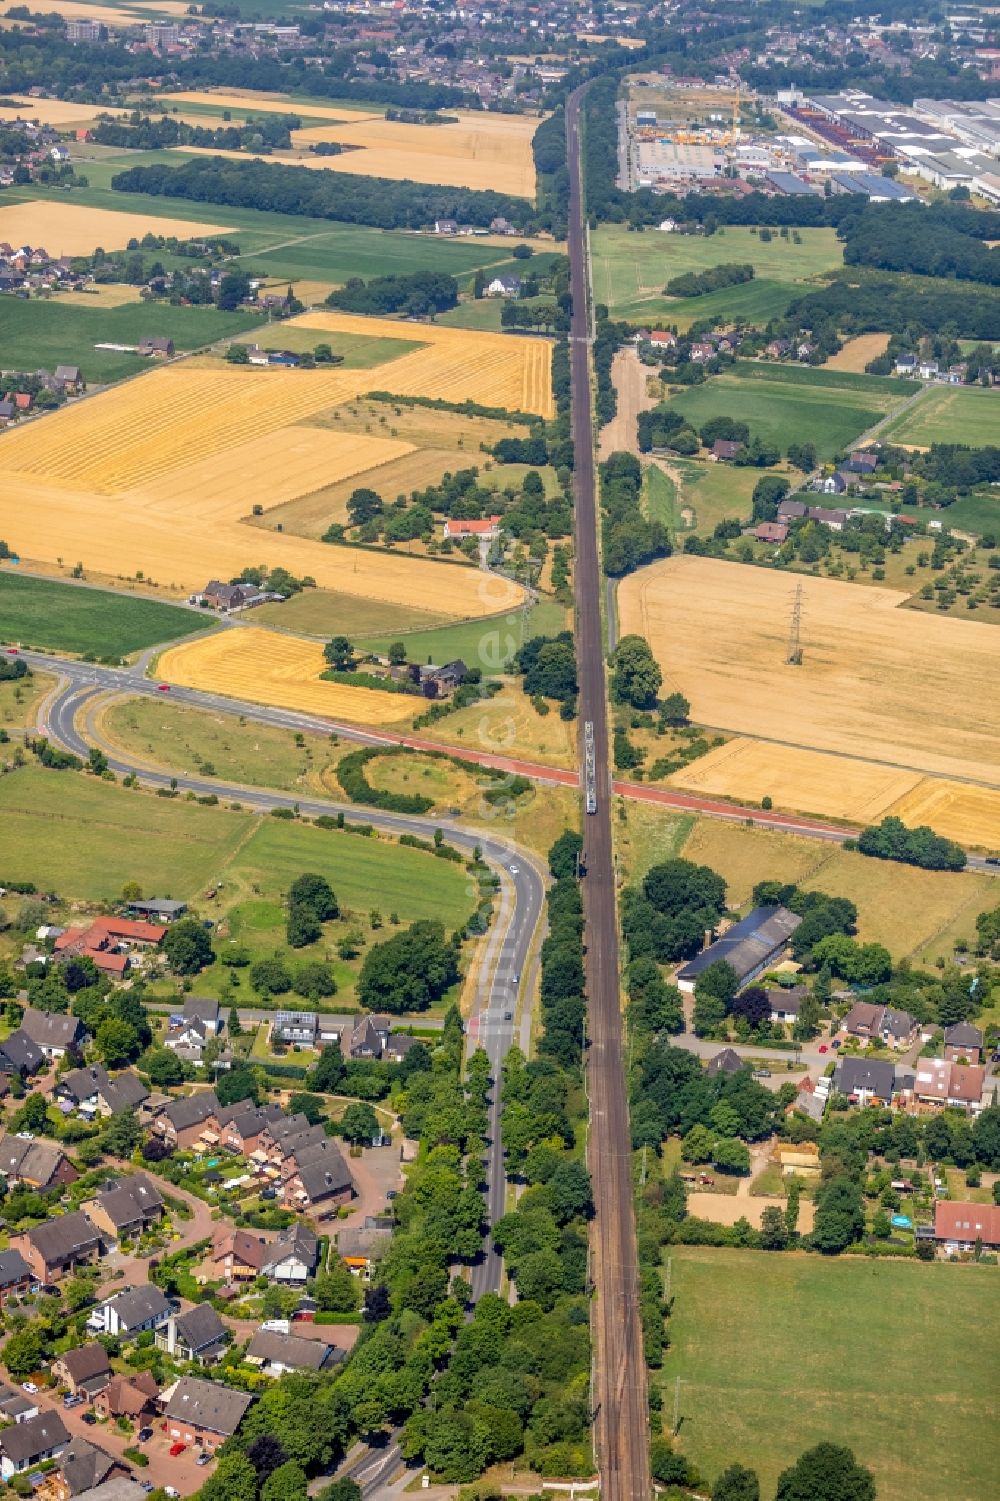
xmin=51 ymin=1346 xmax=112 ymax=1399
xmin=82 ymin=1174 xmax=164 ymax=1245
xmin=271 ymin=1012 xmax=319 ymax=1046
xmin=57 ymin=1066 xmax=111 ymax=1114
xmin=261 ymin=1225 xmax=319 ymax=1285
xmin=919 ymin=360 xmax=939 ymax=380
xmin=777 ymin=499 xmax=808 ymax=522
xmin=676 ymin=906 xmax=802 ymax=995
xmin=11 ymin=1213 xmax=101 ymax=1282
xmin=833 ymin=1056 xmax=895 ymax=1106
xmin=894 ymin=354 xmax=917 ymax=375
xmin=198 ymin=582 xmax=269 ymax=613
xmin=208 ymin=1229 xmax=271 ymax=1284
xmin=767 ymin=986 xmax=806 ymax=1024
xmin=711 ymin=438 xmax=744 ymax=462
xmin=842 ymin=1001 xmax=917 ymax=1049
xmin=71 ymin=1479 xmax=146 ymax=1501
xmin=818 ymin=470 xmax=848 ymax=496
xmin=847 ymin=450 xmax=878 ymax=474
xmin=0 ymin=1030 xmax=42 ymax=1078
xmin=913 ymin=1059 xmax=987 ymax=1114
xmin=182 ymin=998 xmax=222 ymax=1036
xmin=97 ymin=1072 xmax=148 ymax=1117
xmin=92 ymin=1373 xmax=158 ymax=1423
xmin=485 ymin=275 xmax=521 ymax=297
xmin=136 ymin=338 xmax=174 ymax=358
xmin=705 ymin=1048 xmax=745 ymax=1078
xmin=646 ymin=329 xmax=677 ymax=350
xmin=442 ymin=516 xmax=501 ymax=541
xmin=53 ymin=365 xmax=81 ymax=392
xmin=689 ymin=341 xmax=714 ymax=362
xmin=0 ymin=1411 xmax=70 ymax=1478
xmin=809 ymin=502 xmax=849 ymax=527
xmin=161 ymin=1377 xmax=253 ymax=1452
xmin=283 ymin=1140 xmax=355 ymax=1217
xmin=54 ymin=1439 xmax=127 ymax=1500
xmin=163 ymin=1018 xmax=211 ymax=1065
xmin=0 ymin=1136 xmax=78 ymax=1191
xmin=245 ymin=1330 xmax=337 ymax=1376
xmin=153 ymin=1091 xmax=219 ymax=1150
xmin=337 ymin=1224 xmax=391 ymax=1279
xmin=0 ymin=1385 xmax=38 ymax=1424
xmin=754 ymin=521 xmax=788 ymax=544
xmin=934 ymin=1200 xmax=1000 ymax=1254
xmin=434 ymin=219 xmax=458 ymax=235
xmin=88 ymin=1285 xmax=172 ymax=1338
xmin=944 ymin=1021 xmax=983 ymax=1063
xmin=210 ymin=1101 xmax=283 ymax=1156
xmin=155 ymin=1304 xmax=229 ymax=1366
xmin=0 ymin=1249 xmax=33 ymax=1306
xmin=19 ymin=1008 xmax=85 ymax=1059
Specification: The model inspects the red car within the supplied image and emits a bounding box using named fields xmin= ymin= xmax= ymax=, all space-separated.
xmin=169 ymin=1443 xmax=186 ymax=1457
xmin=818 ymin=1044 xmax=828 ymax=1053
xmin=157 ymin=683 xmax=171 ymax=693
xmin=5 ymin=647 xmax=17 ymax=655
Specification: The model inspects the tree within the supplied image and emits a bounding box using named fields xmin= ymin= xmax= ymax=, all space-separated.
xmin=12 ymin=1092 xmax=49 ymax=1134
xmin=143 ymin=1046 xmax=184 ymax=1087
xmin=643 ymin=859 xmax=726 ymax=919
xmin=324 ymin=636 xmax=355 ymax=671
xmin=228 ymin=1004 xmax=242 ymax=1038
xmin=713 ymin=1464 xmax=760 ymax=1501
xmin=346 ymin=488 xmax=384 ymax=527
xmin=250 ymin=956 xmax=293 ymax=996
xmin=315 ymin=1484 xmax=361 ymax=1501
xmin=313 ymin=1262 xmax=362 ymax=1313
xmin=713 ymin=1137 xmax=751 ymax=1174
xmin=612 ymin=634 xmax=662 ymax=709
xmin=4 ymin=1326 xmax=45 ymax=1379
xmin=546 ymin=1159 xmax=594 ymax=1223
xmin=200 ymin=1452 xmax=259 ymax=1501
xmin=751 ymin=474 xmax=790 ymax=522
xmin=358 ymin=920 xmax=459 ymax=1012
xmin=387 ymin=641 xmax=407 ymax=666
xmin=100 ymin=1109 xmax=141 ymax=1158
xmin=288 ymin=1092 xmax=325 ymax=1125
xmin=730 ymin=986 xmax=770 ymax=1029
xmin=548 ymin=829 xmax=583 ymax=881
xmin=261 ymin=1461 xmax=309 ymax=1501
xmin=812 ymin=1176 xmax=864 ymax=1254
xmin=792 ymin=991 xmax=821 ymax=1041
xmin=288 ymin=873 xmax=338 ymax=924
xmin=759 ymin=1205 xmax=789 ymax=1250
xmin=659 ymin=691 xmax=690 ymax=727
xmin=216 ymin=1066 xmax=262 ymax=1108
xmin=650 ymin=1440 xmax=694 ymax=1486
xmin=96 ymin=1017 xmax=139 ymax=1067
xmin=246 ymin=1436 xmax=288 ymax=1483
xmin=338 ymin=1101 xmax=379 ymax=1144
xmin=162 ymin=918 xmax=214 ymax=974
xmin=775 ymin=1444 xmax=875 ymax=1501
xmin=309 ymin=1044 xmax=345 ymax=1094
xmin=363 ymin=1284 xmax=391 ymax=1323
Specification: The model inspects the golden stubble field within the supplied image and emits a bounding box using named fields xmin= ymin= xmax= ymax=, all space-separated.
xmin=0 ymin=200 xmax=232 ymax=254
xmin=157 ymin=627 xmax=415 ymax=724
xmin=619 ymin=556 xmax=1000 ymax=786
xmin=0 ymin=311 xmax=549 ymax=613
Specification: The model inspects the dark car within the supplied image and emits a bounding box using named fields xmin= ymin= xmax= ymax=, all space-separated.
xmin=81 ymin=1413 xmax=97 ymax=1426
xmin=137 ymin=1428 xmax=153 ymax=1443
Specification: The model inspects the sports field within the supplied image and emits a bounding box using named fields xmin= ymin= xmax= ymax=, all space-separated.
xmin=0 ymin=573 xmax=208 ymax=657
xmin=667 ymin=363 xmax=910 ymax=461
xmin=619 ymin=555 xmax=1000 ymax=785
xmin=880 ymin=383 xmax=1000 ymax=447
xmin=156 ymin=627 xmax=417 ymax=724
xmin=0 ymin=199 xmax=231 ymax=254
xmin=591 ymin=224 xmax=842 ymax=323
xmin=0 ymin=312 xmax=540 ymax=611
xmin=661 ymin=1246 xmax=997 ymax=1501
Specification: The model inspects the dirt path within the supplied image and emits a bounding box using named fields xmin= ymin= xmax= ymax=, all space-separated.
xmin=598 ymin=346 xmax=657 ymax=461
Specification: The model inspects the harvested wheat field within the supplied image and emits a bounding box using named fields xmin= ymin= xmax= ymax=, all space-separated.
xmin=670 ymin=738 xmax=922 ymax=823
xmin=0 ymin=92 xmax=128 ymax=122
xmin=168 ymin=89 xmax=379 ymax=122
xmin=825 ymin=333 xmax=891 ymax=373
xmin=292 ymin=310 xmax=554 ymax=416
xmin=158 ymin=627 xmax=415 ymax=724
xmin=65 ymin=283 xmax=145 ymax=307
xmin=885 ymin=779 xmax=1000 ymax=850
xmin=0 ymin=200 xmax=231 ymax=256
xmin=619 ymin=556 xmax=1000 ymax=786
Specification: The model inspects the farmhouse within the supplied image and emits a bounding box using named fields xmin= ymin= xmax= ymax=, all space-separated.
xmin=711 ymin=438 xmax=744 ymax=462
xmin=676 ymin=906 xmax=802 ymax=994
xmin=136 ymin=338 xmax=174 ymax=359
xmin=443 ymin=515 xmax=501 ymax=540
xmin=162 ymin=1377 xmax=253 ymax=1451
xmin=54 ymin=918 xmax=165 ymax=978
xmin=11 ymin=1212 xmax=101 ymax=1283
xmin=485 ymin=275 xmax=521 ymax=297
xmin=196 ymin=581 xmax=272 ymax=613
xmin=754 ymin=521 xmax=788 ymax=544
xmin=934 ymin=1200 xmax=1000 ymax=1254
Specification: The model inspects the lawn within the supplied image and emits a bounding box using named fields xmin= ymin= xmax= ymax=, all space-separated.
xmin=880 ymin=383 xmax=1000 ymax=448
xmin=0 ymin=573 xmax=211 ymax=657
xmin=0 ymin=763 xmax=250 ymax=900
xmin=356 ymin=597 xmax=569 ymax=670
xmin=0 ymin=296 xmax=263 ymax=386
xmin=0 ymin=668 xmax=55 ymax=730
xmin=668 ymin=458 xmax=775 ymax=534
xmin=436 ymin=295 xmax=557 ymax=332
xmin=591 ymin=224 xmax=843 ymax=323
xmin=660 ymin=1246 xmax=998 ymax=1501
xmin=232 ymin=325 xmax=419 ymax=367
xmin=642 ymin=462 xmax=682 ymax=533
xmin=668 ymin=363 xmax=909 ymax=462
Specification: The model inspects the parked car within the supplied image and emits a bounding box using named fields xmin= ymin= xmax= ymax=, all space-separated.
xmin=137 ymin=1429 xmax=153 ymax=1443
xmin=165 ymin=1489 xmax=180 ymax=1498
xmin=21 ymin=1382 xmax=38 ymax=1394
xmin=197 ymin=1455 xmax=212 ymax=1467
xmin=140 ymin=1484 xmax=155 ymax=1494
xmin=752 ymin=1068 xmax=770 ymax=1079
xmin=831 ymin=1039 xmax=841 ymax=1049
xmin=169 ymin=1443 xmax=186 ymax=1457
xmin=82 ymin=1413 xmax=97 ymax=1426
xmin=63 ymin=1395 xmax=83 ymax=1409
xmin=818 ymin=1044 xmax=828 ymax=1053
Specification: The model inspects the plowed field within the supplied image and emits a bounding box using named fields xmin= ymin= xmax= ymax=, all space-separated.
xmin=157 ymin=627 xmax=415 ymax=724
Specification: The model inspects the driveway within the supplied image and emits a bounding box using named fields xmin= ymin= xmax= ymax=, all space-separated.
xmin=95 ymin=1163 xmax=218 ymax=1297
xmin=26 ymin=1388 xmax=207 ymax=1497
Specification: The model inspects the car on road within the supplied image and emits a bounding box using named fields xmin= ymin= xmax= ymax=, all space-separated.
xmin=5 ymin=647 xmax=17 ymax=655
xmin=752 ymin=1068 xmax=770 ymax=1079
xmin=509 ymin=864 xmax=520 ymax=875
xmin=21 ymin=1382 xmax=38 ymax=1394
xmin=986 ymin=855 xmax=1000 ymax=865
xmin=157 ymin=683 xmax=170 ymax=693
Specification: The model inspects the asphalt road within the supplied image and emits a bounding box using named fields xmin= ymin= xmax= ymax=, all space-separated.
xmin=40 ymin=672 xmax=545 ymax=1312
xmin=566 ymin=84 xmax=651 ymax=1501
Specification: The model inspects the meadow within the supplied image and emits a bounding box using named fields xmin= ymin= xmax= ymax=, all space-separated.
xmin=356 ymin=596 xmax=569 ymax=670
xmin=0 ymin=297 xmax=263 ymax=386
xmin=0 ymin=572 xmax=209 ymax=656
xmin=880 ymin=383 xmax=1000 ymax=447
xmin=590 ymin=224 xmax=843 ymax=323
xmin=668 ymin=363 xmax=911 ymax=461
xmin=660 ymin=1246 xmax=998 ymax=1501
xmin=252 ymin=589 xmax=452 ymax=638
xmin=618 ymin=555 xmax=1000 ymax=786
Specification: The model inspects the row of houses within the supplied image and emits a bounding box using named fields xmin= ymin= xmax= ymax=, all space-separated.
xmin=3 ymin=1172 xmax=166 ymax=1284
xmin=832 ymin=1055 xmax=991 ymax=1114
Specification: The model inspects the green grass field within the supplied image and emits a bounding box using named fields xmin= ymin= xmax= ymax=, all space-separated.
xmin=670 ymin=457 xmax=782 ymax=533
xmin=642 ymin=463 xmax=682 ymax=533
xmin=880 ymin=384 xmax=1000 ymax=448
xmin=436 ymin=295 xmax=556 ymax=332
xmin=660 ymin=1246 xmax=998 ymax=1501
xmin=0 ymin=573 xmax=210 ymax=657
xmin=356 ymin=596 xmax=569 ymax=669
xmin=0 ymin=297 xmax=263 ymax=385
xmin=669 ymin=364 xmax=909 ymax=461
xmin=233 ymin=325 xmax=419 ymax=366
xmin=253 ymin=588 xmax=453 ymax=638
xmin=591 ymin=224 xmax=843 ymax=323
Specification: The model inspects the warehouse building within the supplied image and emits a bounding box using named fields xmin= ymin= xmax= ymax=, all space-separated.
xmin=676 ymin=906 xmax=802 ymax=994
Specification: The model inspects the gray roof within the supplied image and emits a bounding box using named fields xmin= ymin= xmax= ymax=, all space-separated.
xmin=172 ymin=1303 xmax=228 ymax=1353
xmin=162 ymin=1377 xmax=253 ymax=1437
xmin=336 ymin=1226 xmax=390 ymax=1261
xmin=834 ymin=1057 xmax=895 ymax=1101
xmin=20 ymin=1008 xmax=84 ymax=1050
xmin=162 ymin=1091 xmax=218 ymax=1132
xmin=246 ymin=1330 xmax=335 ymax=1370
xmin=944 ymin=1022 xmax=983 ymax=1048
xmin=677 ymin=906 xmax=801 ymax=984
xmin=59 ymin=1438 xmax=118 ymax=1496
xmin=0 ymin=1409 xmax=70 ymax=1463
xmin=0 ymin=1029 xmax=45 ymax=1074
xmin=0 ymin=1248 xmax=31 ymax=1288
xmin=90 ymin=1174 xmax=163 ymax=1230
xmin=183 ymin=997 xmax=220 ymax=1026
xmin=792 ymin=1090 xmax=825 ymax=1123
xmin=265 ymin=1223 xmax=318 ymax=1271
xmin=100 ymin=1072 xmax=149 ymax=1114
xmin=706 ymin=1048 xmax=746 ymax=1077
xmin=22 ymin=1211 xmax=100 ymax=1266
xmin=72 ymin=1480 xmax=147 ymax=1501
xmin=101 ymin=1284 xmax=171 ymax=1331
xmin=0 ymin=1135 xmax=68 ymax=1186
xmin=55 ymin=1345 xmax=111 ymax=1384
xmin=61 ymin=1066 xmax=111 ymax=1104
xmin=295 ymin=1141 xmax=353 ymax=1201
